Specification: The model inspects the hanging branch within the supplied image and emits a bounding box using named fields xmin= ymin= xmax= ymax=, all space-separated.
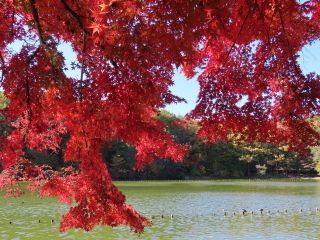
xmin=24 ymin=46 xmax=41 ymax=122
xmin=21 ymin=46 xmax=40 ymax=145
xmin=60 ymin=0 xmax=119 ymax=70
xmin=278 ymin=10 xmax=301 ymax=76
xmin=59 ymin=0 xmax=89 ymax=99
xmin=29 ymin=0 xmax=67 ymax=85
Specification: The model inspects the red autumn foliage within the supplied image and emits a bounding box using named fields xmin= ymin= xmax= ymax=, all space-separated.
xmin=0 ymin=0 xmax=319 ymax=233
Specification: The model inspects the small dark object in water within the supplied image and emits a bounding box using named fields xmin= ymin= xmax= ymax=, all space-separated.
xmin=38 ymin=220 xmax=41 ymax=223
xmin=222 ymin=209 xmax=227 ymax=216
xmin=51 ymin=219 xmax=54 ymax=223
xmin=242 ymin=209 xmax=247 ymax=215
xmin=161 ymin=215 xmax=164 ymax=219
xmin=259 ymin=209 xmax=263 ymax=214
xmin=9 ymin=221 xmax=12 ymax=224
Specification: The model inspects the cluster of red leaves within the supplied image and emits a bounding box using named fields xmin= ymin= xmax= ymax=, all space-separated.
xmin=188 ymin=0 xmax=320 ymax=154
xmin=0 ymin=0 xmax=319 ymax=233
xmin=0 ymin=161 xmax=53 ymax=198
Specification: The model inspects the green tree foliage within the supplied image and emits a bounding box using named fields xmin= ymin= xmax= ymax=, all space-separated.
xmin=103 ymin=111 xmax=319 ymax=180
xmin=0 ymin=92 xmax=10 ymax=137
xmin=204 ymin=142 xmax=248 ymax=178
xmin=0 ymin=92 xmax=9 ymax=110
xmin=102 ymin=140 xmax=136 ymax=180
xmin=238 ymin=143 xmax=316 ymax=176
xmin=310 ymin=116 xmax=320 ymax=173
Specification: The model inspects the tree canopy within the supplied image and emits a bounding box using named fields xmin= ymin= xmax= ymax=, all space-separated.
xmin=0 ymin=0 xmax=319 ymax=233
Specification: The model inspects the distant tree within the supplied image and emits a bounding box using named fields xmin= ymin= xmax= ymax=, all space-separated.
xmin=204 ymin=141 xmax=248 ymax=178
xmin=102 ymin=140 xmax=136 ymax=180
xmin=310 ymin=116 xmax=320 ymax=174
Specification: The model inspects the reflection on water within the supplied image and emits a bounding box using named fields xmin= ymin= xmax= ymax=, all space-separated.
xmin=0 ymin=180 xmax=319 ymax=239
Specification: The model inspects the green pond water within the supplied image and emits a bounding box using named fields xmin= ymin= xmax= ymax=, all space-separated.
xmin=0 ymin=180 xmax=319 ymax=240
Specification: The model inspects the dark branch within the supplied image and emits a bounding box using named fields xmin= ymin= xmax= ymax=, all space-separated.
xmin=59 ymin=0 xmax=88 ymax=34
xmin=0 ymin=52 xmax=5 ymax=84
xmin=222 ymin=10 xmax=251 ymax=68
xmin=29 ymin=0 xmax=46 ymax=45
xmin=25 ymin=69 xmax=33 ymax=122
xmin=79 ymin=32 xmax=87 ymax=100
xmin=60 ymin=0 xmax=120 ymax=70
xmin=24 ymin=47 xmax=41 ymax=124
xmin=21 ymin=47 xmax=42 ymax=144
xmin=27 ymin=46 xmax=41 ymax=64
xmin=278 ymin=10 xmax=301 ymax=75
xmin=110 ymin=59 xmax=119 ymax=69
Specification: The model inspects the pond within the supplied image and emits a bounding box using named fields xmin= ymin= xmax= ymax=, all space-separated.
xmin=0 ymin=180 xmax=319 ymax=239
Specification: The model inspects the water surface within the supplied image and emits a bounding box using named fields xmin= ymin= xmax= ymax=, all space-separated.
xmin=0 ymin=180 xmax=319 ymax=239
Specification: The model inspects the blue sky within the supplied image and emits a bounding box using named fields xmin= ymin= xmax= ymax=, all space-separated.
xmin=6 ymin=40 xmax=320 ymax=116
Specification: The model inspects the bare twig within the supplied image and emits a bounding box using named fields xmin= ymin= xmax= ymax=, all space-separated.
xmin=79 ymin=32 xmax=87 ymax=100
xmin=222 ymin=10 xmax=252 ymax=68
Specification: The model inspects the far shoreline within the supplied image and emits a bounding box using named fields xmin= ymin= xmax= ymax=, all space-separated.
xmin=113 ymin=175 xmax=320 ymax=182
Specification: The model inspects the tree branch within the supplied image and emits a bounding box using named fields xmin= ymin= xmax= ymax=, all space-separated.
xmin=29 ymin=0 xmax=46 ymax=45
xmin=27 ymin=46 xmax=41 ymax=64
xmin=222 ymin=9 xmax=251 ymax=68
xmin=278 ymin=10 xmax=301 ymax=75
xmin=110 ymin=59 xmax=119 ymax=69
xmin=21 ymin=47 xmax=42 ymax=145
xmin=59 ymin=0 xmax=88 ymax=34
xmin=79 ymin=32 xmax=87 ymax=100
xmin=0 ymin=52 xmax=5 ymax=84
xmin=25 ymin=47 xmax=41 ymax=121
xmin=25 ymin=69 xmax=33 ymax=122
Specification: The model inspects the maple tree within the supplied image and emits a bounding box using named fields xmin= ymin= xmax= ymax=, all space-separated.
xmin=0 ymin=0 xmax=319 ymax=233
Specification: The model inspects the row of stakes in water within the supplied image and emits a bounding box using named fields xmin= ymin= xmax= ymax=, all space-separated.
xmin=147 ymin=207 xmax=320 ymax=220
xmin=9 ymin=219 xmax=55 ymax=225
xmin=220 ymin=207 xmax=320 ymax=216
xmin=7 ymin=208 xmax=320 ymax=224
